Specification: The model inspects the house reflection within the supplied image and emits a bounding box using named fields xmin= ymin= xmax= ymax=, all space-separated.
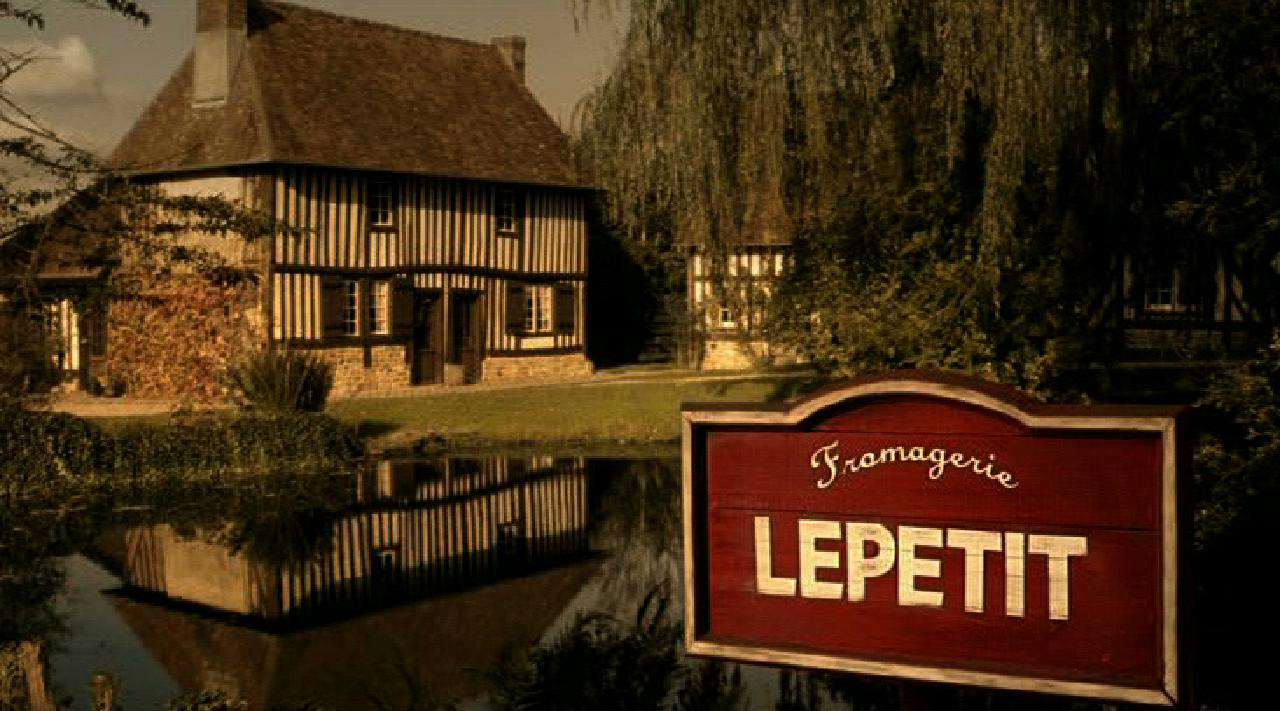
xmin=115 ymin=456 xmax=590 ymax=622
xmin=98 ymin=456 xmax=597 ymax=710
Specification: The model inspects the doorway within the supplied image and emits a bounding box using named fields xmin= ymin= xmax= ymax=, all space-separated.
xmin=447 ymin=292 xmax=483 ymax=384
xmin=410 ymin=291 xmax=442 ymax=385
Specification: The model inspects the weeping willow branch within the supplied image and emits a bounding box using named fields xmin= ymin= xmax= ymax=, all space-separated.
xmin=574 ymin=1 xmax=1257 ymax=388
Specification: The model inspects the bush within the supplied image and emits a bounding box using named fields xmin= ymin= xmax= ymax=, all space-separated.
xmin=107 ymin=412 xmax=362 ymax=477
xmin=1190 ymin=340 xmax=1280 ymax=709
xmin=224 ymin=348 xmax=334 ymax=414
xmin=0 ymin=308 xmax=59 ymax=404
xmin=1 ymin=408 xmax=361 ymax=490
xmin=0 ymin=406 xmax=104 ymax=492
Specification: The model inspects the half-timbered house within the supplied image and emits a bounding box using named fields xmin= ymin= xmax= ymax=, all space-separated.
xmin=683 ymin=238 xmax=796 ymax=371
xmin=684 ymin=235 xmax=1266 ymax=372
xmin=105 ymin=0 xmax=592 ymax=393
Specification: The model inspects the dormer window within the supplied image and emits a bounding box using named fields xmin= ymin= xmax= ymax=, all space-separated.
xmin=496 ymin=189 xmax=522 ymax=236
xmin=368 ymin=179 xmax=396 ymax=229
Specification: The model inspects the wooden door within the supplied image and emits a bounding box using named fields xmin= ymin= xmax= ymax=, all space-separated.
xmin=448 ymin=293 xmax=483 ymax=384
xmin=410 ymin=292 xmax=442 ymax=385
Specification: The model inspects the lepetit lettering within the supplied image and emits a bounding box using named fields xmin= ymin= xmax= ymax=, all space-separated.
xmin=753 ymin=516 xmax=1088 ymax=620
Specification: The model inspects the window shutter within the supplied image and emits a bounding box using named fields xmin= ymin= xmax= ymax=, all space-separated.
xmin=505 ymin=283 xmax=525 ymax=334
xmin=392 ymin=277 xmax=415 ymax=338
xmin=320 ymin=275 xmax=345 ymax=339
xmin=554 ymin=283 xmax=575 ymax=334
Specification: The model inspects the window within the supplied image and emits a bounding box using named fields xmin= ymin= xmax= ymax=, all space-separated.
xmin=496 ymin=189 xmax=520 ymax=235
xmin=1143 ymin=269 xmax=1180 ymax=311
xmin=368 ymin=281 xmax=391 ymax=335
xmin=342 ymin=280 xmax=359 ymax=336
xmin=525 ymin=285 xmax=553 ymax=333
xmin=718 ymin=305 xmax=735 ymax=328
xmin=368 ymin=180 xmax=395 ymax=228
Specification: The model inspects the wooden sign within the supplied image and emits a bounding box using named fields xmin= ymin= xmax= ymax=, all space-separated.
xmin=682 ymin=372 xmax=1186 ymax=706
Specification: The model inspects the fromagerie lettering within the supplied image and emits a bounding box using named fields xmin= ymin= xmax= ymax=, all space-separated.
xmin=809 ymin=440 xmax=1020 ymax=490
xmin=753 ymin=516 xmax=1088 ymax=620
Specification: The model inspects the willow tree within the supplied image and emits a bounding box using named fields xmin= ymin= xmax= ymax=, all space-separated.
xmin=576 ymin=0 xmax=1269 ymax=389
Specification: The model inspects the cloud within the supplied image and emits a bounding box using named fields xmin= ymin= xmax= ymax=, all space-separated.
xmin=3 ymin=36 xmax=104 ymax=102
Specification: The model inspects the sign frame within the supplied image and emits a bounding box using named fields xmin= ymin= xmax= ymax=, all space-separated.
xmin=682 ymin=371 xmax=1187 ymax=706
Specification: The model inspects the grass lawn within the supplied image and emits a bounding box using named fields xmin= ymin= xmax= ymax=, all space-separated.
xmin=326 ymin=373 xmax=825 ymax=449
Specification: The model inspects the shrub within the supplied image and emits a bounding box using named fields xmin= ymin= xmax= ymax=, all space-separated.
xmin=107 ymin=412 xmax=362 ymax=477
xmin=1 ymin=408 xmax=361 ymax=491
xmin=224 ymin=348 xmax=334 ymax=414
xmin=0 ymin=406 xmax=103 ymax=492
xmin=0 ymin=308 xmax=59 ymax=404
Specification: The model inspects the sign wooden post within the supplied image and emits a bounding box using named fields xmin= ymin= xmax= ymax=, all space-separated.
xmin=682 ymin=372 xmax=1186 ymax=706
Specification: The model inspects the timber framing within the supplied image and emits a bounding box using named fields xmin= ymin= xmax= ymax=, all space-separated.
xmin=95 ymin=0 xmax=595 ymax=393
xmin=271 ymin=265 xmax=587 ymax=281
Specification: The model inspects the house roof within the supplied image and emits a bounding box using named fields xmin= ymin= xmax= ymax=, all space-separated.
xmin=110 ymin=1 xmax=584 ymax=189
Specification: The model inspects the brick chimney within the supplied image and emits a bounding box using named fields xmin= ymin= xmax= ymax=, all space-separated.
xmin=491 ymin=36 xmax=526 ymax=85
xmin=193 ymin=0 xmax=248 ymax=107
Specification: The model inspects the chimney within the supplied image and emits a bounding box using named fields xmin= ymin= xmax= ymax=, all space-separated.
xmin=491 ymin=36 xmax=526 ymax=85
xmin=193 ymin=0 xmax=248 ymax=107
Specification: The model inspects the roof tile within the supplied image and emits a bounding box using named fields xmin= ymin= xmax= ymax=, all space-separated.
xmin=111 ymin=1 xmax=583 ymax=188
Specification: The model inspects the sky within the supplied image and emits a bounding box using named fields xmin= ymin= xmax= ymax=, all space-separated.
xmin=0 ymin=0 xmax=625 ymax=155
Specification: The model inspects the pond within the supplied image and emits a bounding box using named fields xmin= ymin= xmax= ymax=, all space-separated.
xmin=2 ymin=453 xmax=905 ymax=711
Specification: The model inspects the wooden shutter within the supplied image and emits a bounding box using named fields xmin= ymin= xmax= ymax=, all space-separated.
xmin=391 ymin=277 xmax=414 ymax=338
xmin=555 ymin=283 xmax=575 ymax=334
xmin=505 ymin=283 xmax=525 ymax=334
xmin=320 ymin=275 xmax=345 ymax=339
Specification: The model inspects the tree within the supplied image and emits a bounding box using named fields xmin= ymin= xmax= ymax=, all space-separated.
xmin=578 ymin=5 xmax=1280 ymax=707
xmin=575 ymin=0 xmax=1280 ymax=390
xmin=2 ymin=2 xmax=150 ymax=250
xmin=2 ymin=2 xmax=284 ymax=402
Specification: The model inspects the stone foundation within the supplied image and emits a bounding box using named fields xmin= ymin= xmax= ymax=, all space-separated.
xmin=307 ymin=345 xmax=410 ymax=395
xmin=312 ymin=347 xmax=595 ymax=392
xmin=1124 ymin=328 xmax=1221 ymax=354
xmin=700 ymin=338 xmax=803 ymax=371
xmin=481 ymin=353 xmax=594 ymax=384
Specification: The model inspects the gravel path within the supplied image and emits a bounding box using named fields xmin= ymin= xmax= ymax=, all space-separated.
xmin=44 ymin=368 xmax=814 ymax=418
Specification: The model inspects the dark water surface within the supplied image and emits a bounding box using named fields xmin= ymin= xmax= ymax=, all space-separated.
xmin=10 ymin=454 xmax=876 ymax=711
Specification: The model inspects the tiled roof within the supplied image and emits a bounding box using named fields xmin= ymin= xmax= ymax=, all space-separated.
xmin=110 ymin=1 xmax=583 ymax=188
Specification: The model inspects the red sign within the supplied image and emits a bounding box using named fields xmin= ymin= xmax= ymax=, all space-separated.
xmin=682 ymin=372 xmax=1185 ymax=706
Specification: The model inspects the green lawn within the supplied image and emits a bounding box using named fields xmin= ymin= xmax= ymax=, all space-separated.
xmin=326 ymin=374 xmax=824 ymax=449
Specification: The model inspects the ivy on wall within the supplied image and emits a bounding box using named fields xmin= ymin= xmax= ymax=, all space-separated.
xmin=104 ymin=273 xmax=260 ymax=402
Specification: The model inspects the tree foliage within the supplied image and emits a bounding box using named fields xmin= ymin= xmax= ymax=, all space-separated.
xmin=2 ymin=2 xmax=294 ymax=404
xmin=577 ymin=0 xmax=1280 ymax=389
xmin=2 ymin=2 xmax=148 ymax=251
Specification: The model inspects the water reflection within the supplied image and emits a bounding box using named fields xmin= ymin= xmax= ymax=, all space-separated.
xmin=3 ymin=454 xmax=896 ymax=711
xmin=67 ymin=456 xmax=591 ymax=710
xmin=111 ymin=457 xmax=590 ymax=624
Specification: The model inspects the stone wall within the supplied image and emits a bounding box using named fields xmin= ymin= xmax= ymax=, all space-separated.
xmin=700 ymin=338 xmax=803 ymax=371
xmin=307 ymin=344 xmax=410 ymax=395
xmin=481 ymin=353 xmax=593 ymax=384
xmin=1123 ymin=328 xmax=1224 ymax=356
